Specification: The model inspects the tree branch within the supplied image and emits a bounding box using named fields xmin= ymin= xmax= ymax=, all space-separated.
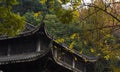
xmin=83 ymin=4 xmax=120 ymax=22
xmin=80 ymin=9 xmax=100 ymax=21
xmin=88 ymin=24 xmax=120 ymax=31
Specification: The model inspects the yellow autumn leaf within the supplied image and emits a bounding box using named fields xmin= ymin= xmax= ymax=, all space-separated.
xmin=84 ymin=41 xmax=87 ymax=45
xmin=57 ymin=0 xmax=62 ymax=4
xmin=106 ymin=34 xmax=111 ymax=37
xmin=74 ymin=57 xmax=77 ymax=61
xmin=90 ymin=48 xmax=95 ymax=53
xmin=73 ymin=10 xmax=80 ymax=18
xmin=55 ymin=38 xmax=64 ymax=43
xmin=80 ymin=50 xmax=83 ymax=54
xmin=97 ymin=53 xmax=101 ymax=56
xmin=69 ymin=41 xmax=75 ymax=49
xmin=58 ymin=56 xmax=61 ymax=60
xmin=99 ymin=42 xmax=103 ymax=46
xmin=54 ymin=45 xmax=57 ymax=48
xmin=34 ymin=12 xmax=40 ymax=17
xmin=70 ymin=33 xmax=78 ymax=39
xmin=69 ymin=49 xmax=74 ymax=53
xmin=104 ymin=55 xmax=110 ymax=60
xmin=40 ymin=0 xmax=46 ymax=4
xmin=84 ymin=58 xmax=88 ymax=62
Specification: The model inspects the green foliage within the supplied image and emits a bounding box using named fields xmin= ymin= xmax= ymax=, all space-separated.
xmin=3 ymin=0 xmax=19 ymax=6
xmin=57 ymin=10 xmax=74 ymax=24
xmin=0 ymin=0 xmax=26 ymax=36
xmin=23 ymin=11 xmax=42 ymax=26
xmin=12 ymin=0 xmax=44 ymax=15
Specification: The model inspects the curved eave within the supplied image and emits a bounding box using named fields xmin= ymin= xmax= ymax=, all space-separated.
xmin=0 ymin=23 xmax=49 ymax=40
xmin=0 ymin=51 xmax=48 ymax=65
xmin=52 ymin=42 xmax=98 ymax=62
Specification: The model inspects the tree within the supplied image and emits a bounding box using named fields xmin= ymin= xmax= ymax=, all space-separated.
xmin=0 ymin=0 xmax=25 ymax=36
xmin=23 ymin=11 xmax=42 ymax=26
xmin=40 ymin=0 xmax=120 ymax=71
xmin=13 ymin=0 xmax=45 ymax=15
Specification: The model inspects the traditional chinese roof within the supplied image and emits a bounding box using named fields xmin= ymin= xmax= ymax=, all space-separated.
xmin=0 ymin=23 xmax=97 ymax=72
xmin=0 ymin=51 xmax=45 ymax=65
xmin=0 ymin=23 xmax=36 ymax=40
xmin=0 ymin=23 xmax=48 ymax=62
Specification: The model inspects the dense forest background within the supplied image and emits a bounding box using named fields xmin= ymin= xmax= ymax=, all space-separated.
xmin=0 ymin=0 xmax=120 ymax=72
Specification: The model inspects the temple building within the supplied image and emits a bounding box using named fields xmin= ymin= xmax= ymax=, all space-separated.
xmin=0 ymin=23 xmax=97 ymax=72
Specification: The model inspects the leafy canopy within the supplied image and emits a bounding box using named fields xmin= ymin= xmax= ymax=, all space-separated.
xmin=0 ymin=0 xmax=25 ymax=36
